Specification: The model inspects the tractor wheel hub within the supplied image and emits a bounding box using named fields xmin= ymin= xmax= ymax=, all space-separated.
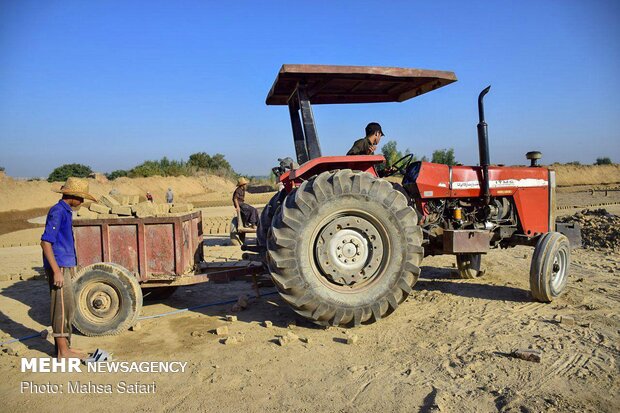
xmin=315 ymin=216 xmax=384 ymax=286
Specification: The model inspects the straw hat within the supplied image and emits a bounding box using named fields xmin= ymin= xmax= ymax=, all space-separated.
xmin=237 ymin=177 xmax=249 ymax=187
xmin=54 ymin=177 xmax=97 ymax=201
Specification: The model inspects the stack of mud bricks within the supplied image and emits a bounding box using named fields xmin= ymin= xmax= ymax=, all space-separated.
xmin=76 ymin=193 xmax=194 ymax=220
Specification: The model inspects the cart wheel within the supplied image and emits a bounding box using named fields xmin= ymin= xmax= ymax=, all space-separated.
xmin=530 ymin=232 xmax=570 ymax=302
xmin=456 ymin=253 xmax=485 ymax=279
xmin=73 ymin=263 xmax=143 ymax=336
xmin=142 ymin=286 xmax=178 ymax=301
xmin=230 ymin=216 xmax=246 ymax=246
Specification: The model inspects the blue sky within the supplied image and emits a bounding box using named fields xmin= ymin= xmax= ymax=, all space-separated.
xmin=1 ymin=0 xmax=619 ymax=178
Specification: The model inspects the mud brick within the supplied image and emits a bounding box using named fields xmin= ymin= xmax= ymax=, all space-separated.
xmin=100 ymin=194 xmax=120 ymax=208
xmin=97 ymin=213 xmax=119 ymax=219
xmin=561 ymin=316 xmax=576 ymax=326
xmin=215 ymin=326 xmax=229 ymax=336
xmin=225 ymin=315 xmax=237 ymax=322
xmin=111 ymin=205 xmax=133 ymax=216
xmin=112 ymin=194 xmax=129 ymax=205
xmin=346 ymin=334 xmax=359 ymax=345
xmin=222 ymin=336 xmax=238 ymax=345
xmin=77 ymin=208 xmax=98 ymax=219
xmin=132 ymin=202 xmax=156 ymax=218
xmin=512 ymin=349 xmax=541 ymax=363
xmin=277 ymin=336 xmax=290 ymax=346
xmin=170 ymin=204 xmax=193 ymax=213
xmin=263 ymin=321 xmax=273 ymax=328
xmin=89 ymin=203 xmax=110 ymax=214
xmin=156 ymin=203 xmax=171 ymax=214
xmin=286 ymin=331 xmax=299 ymax=341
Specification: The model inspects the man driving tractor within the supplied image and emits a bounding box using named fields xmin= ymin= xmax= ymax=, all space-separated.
xmin=347 ymin=122 xmax=384 ymax=155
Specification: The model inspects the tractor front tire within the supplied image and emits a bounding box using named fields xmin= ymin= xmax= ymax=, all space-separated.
xmin=267 ymin=170 xmax=423 ymax=327
xmin=456 ymin=253 xmax=485 ymax=279
xmin=73 ymin=263 xmax=143 ymax=336
xmin=530 ymin=232 xmax=570 ymax=302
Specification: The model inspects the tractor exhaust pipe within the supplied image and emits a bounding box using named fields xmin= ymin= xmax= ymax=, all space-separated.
xmin=477 ymin=86 xmax=491 ymax=205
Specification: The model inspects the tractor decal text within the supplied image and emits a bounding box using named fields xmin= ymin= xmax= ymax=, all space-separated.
xmin=452 ymin=179 xmax=548 ymax=190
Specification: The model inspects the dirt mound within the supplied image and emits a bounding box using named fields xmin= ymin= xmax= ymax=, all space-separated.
xmin=0 ymin=174 xmax=236 ymax=213
xmin=559 ymin=208 xmax=620 ymax=250
xmin=552 ymin=164 xmax=620 ymax=187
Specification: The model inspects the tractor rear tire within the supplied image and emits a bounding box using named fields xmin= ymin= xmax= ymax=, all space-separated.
xmin=267 ymin=170 xmax=423 ymax=327
xmin=456 ymin=253 xmax=485 ymax=279
xmin=530 ymin=232 xmax=570 ymax=302
xmin=73 ymin=263 xmax=143 ymax=336
xmin=257 ymin=190 xmax=285 ymax=247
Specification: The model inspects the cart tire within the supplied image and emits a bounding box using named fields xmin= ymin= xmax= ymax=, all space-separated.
xmin=257 ymin=190 xmax=285 ymax=247
xmin=73 ymin=263 xmax=143 ymax=336
xmin=530 ymin=232 xmax=570 ymax=302
xmin=230 ymin=217 xmax=245 ymax=246
xmin=456 ymin=253 xmax=485 ymax=279
xmin=142 ymin=286 xmax=178 ymax=301
xmin=267 ymin=169 xmax=423 ymax=327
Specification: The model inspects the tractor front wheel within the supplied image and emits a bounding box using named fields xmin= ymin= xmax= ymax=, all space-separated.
xmin=530 ymin=232 xmax=570 ymax=302
xmin=456 ymin=253 xmax=485 ymax=279
xmin=267 ymin=170 xmax=423 ymax=327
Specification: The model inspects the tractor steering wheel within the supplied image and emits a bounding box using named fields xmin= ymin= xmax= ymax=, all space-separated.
xmin=385 ymin=153 xmax=414 ymax=177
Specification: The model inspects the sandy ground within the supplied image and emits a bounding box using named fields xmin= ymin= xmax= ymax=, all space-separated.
xmin=0 ymin=181 xmax=619 ymax=411
xmin=1 ymin=240 xmax=619 ymax=412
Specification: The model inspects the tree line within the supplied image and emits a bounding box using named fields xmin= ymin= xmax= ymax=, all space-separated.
xmin=46 ymin=152 xmax=236 ymax=182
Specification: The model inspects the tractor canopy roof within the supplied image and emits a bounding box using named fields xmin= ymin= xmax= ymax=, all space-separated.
xmin=266 ymin=64 xmax=457 ymax=105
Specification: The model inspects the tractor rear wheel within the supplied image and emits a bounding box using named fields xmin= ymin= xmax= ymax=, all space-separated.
xmin=267 ymin=170 xmax=423 ymax=327
xmin=456 ymin=253 xmax=485 ymax=279
xmin=73 ymin=263 xmax=143 ymax=336
xmin=530 ymin=232 xmax=570 ymax=302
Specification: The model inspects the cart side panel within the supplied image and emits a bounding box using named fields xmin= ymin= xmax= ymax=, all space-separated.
xmin=74 ymin=225 xmax=103 ymax=268
xmin=145 ymin=223 xmax=175 ymax=275
xmin=109 ymin=224 xmax=139 ymax=274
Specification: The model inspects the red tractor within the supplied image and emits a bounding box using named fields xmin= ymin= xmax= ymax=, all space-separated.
xmin=256 ymin=64 xmax=571 ymax=327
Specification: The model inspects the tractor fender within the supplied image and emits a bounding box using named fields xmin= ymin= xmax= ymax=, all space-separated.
xmin=281 ymin=155 xmax=385 ymax=191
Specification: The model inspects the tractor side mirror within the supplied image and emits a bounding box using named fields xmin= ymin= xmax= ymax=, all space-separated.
xmin=526 ymin=151 xmax=542 ymax=167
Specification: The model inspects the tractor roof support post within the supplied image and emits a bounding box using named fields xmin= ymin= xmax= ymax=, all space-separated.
xmin=287 ymin=96 xmax=309 ymax=165
xmin=297 ymin=84 xmax=322 ymax=160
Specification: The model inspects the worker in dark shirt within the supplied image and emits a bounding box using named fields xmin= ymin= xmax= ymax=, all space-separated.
xmin=347 ymin=122 xmax=384 ymax=155
xmin=232 ymin=177 xmax=258 ymax=228
xmin=347 ymin=122 xmax=396 ymax=176
xmin=41 ymin=177 xmax=96 ymax=359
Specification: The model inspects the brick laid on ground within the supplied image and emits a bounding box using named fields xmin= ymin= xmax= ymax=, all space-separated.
xmin=111 ymin=205 xmax=133 ymax=216
xmin=89 ymin=203 xmax=111 ymax=214
xmin=215 ymin=326 xmax=229 ymax=335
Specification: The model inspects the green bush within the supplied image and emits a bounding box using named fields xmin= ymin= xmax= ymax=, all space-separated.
xmin=595 ymin=157 xmax=612 ymax=165
xmin=106 ymin=170 xmax=129 ymax=180
xmin=48 ymin=163 xmax=92 ymax=182
xmin=188 ymin=152 xmax=233 ymax=171
xmin=431 ymin=148 xmax=457 ymax=166
xmin=0 ymin=166 xmax=5 ymax=172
